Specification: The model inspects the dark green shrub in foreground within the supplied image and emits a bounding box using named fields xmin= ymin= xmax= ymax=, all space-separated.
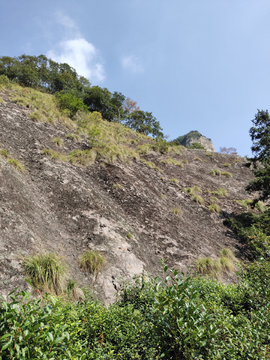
xmin=1 ymin=260 xmax=270 ymax=359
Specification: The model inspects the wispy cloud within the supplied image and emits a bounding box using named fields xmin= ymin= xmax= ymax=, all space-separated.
xmin=47 ymin=12 xmax=105 ymax=82
xmin=121 ymin=55 xmax=144 ymax=74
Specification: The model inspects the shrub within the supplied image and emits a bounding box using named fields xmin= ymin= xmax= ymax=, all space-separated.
xmin=195 ymin=257 xmax=222 ymax=277
xmin=170 ymin=178 xmax=179 ymax=184
xmin=221 ymin=171 xmax=232 ymax=178
xmin=210 ymin=169 xmax=221 ymax=176
xmin=172 ymin=208 xmax=182 ymax=215
xmin=188 ymin=142 xmax=205 ymax=150
xmin=256 ymin=201 xmax=267 ymax=213
xmin=56 ymin=92 xmax=88 ymax=118
xmin=208 ymin=204 xmax=221 ymax=213
xmin=79 ymin=250 xmax=106 ymax=278
xmin=22 ymin=253 xmax=66 ymax=294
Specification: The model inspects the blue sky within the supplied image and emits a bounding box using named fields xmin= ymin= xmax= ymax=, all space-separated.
xmin=1 ymin=0 xmax=270 ymax=156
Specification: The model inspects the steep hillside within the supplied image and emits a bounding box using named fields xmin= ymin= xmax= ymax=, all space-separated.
xmin=0 ymin=85 xmax=255 ymax=303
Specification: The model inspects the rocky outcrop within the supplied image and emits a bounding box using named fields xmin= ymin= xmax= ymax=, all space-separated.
xmin=175 ymin=131 xmax=215 ymax=152
xmin=0 ymin=91 xmax=253 ymax=303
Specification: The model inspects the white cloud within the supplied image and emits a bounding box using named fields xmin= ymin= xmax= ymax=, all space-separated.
xmin=47 ymin=38 xmax=105 ymax=82
xmin=55 ymin=12 xmax=77 ymax=30
xmin=121 ymin=55 xmax=144 ymax=74
xmin=47 ymin=13 xmax=105 ymax=83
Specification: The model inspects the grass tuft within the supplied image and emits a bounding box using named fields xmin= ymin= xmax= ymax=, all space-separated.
xmin=112 ymin=183 xmax=123 ymax=189
xmin=22 ymin=253 xmax=66 ymax=294
xmin=172 ymin=208 xmax=182 ymax=216
xmin=219 ymin=248 xmax=236 ymax=261
xmin=195 ymin=257 xmax=221 ymax=277
xmin=210 ymin=169 xmax=221 ymax=176
xmin=170 ymin=178 xmax=179 ymax=184
xmin=212 ymin=188 xmax=228 ymax=197
xmin=221 ymin=171 xmax=232 ymax=178
xmin=219 ymin=257 xmax=235 ymax=273
xmin=66 ymin=133 xmax=81 ymax=142
xmin=193 ymin=195 xmax=205 ymax=205
xmin=208 ymin=204 xmax=221 ymax=213
xmin=210 ymin=196 xmax=220 ymax=204
xmin=52 ymin=137 xmax=63 ymax=147
xmin=223 ymin=163 xmax=231 ymax=167
xmin=159 ymin=158 xmax=183 ymax=167
xmin=194 ymin=157 xmax=203 ymax=162
xmin=79 ymin=250 xmax=106 ymax=278
xmin=7 ymin=158 xmax=26 ymax=172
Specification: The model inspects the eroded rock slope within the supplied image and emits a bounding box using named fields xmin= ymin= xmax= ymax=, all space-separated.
xmin=0 ymin=91 xmax=254 ymax=303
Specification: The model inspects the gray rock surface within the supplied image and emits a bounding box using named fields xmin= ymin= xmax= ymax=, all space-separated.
xmin=0 ymin=91 xmax=254 ymax=303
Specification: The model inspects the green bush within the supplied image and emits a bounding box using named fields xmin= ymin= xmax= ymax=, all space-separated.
xmin=56 ymin=92 xmax=88 ymax=118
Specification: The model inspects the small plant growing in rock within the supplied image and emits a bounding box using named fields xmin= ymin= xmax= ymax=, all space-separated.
xmin=210 ymin=196 xmax=220 ymax=204
xmin=195 ymin=257 xmax=221 ymax=277
xmin=172 ymin=208 xmax=182 ymax=216
xmin=52 ymin=137 xmax=63 ymax=147
xmin=219 ymin=257 xmax=235 ymax=273
xmin=127 ymin=233 xmax=132 ymax=239
xmin=66 ymin=133 xmax=81 ymax=142
xmin=160 ymin=194 xmax=167 ymax=199
xmin=210 ymin=169 xmax=221 ymax=176
xmin=223 ymin=163 xmax=231 ymax=167
xmin=221 ymin=171 xmax=232 ymax=178
xmin=79 ymin=250 xmax=106 ymax=278
xmin=22 ymin=253 xmax=66 ymax=294
xmin=205 ymin=152 xmax=214 ymax=156
xmin=212 ymin=187 xmax=228 ymax=197
xmin=193 ymin=195 xmax=204 ymax=205
xmin=113 ymin=183 xmax=123 ymax=189
xmin=219 ymin=248 xmax=236 ymax=262
xmin=170 ymin=178 xmax=179 ymax=184
xmin=0 ymin=149 xmax=9 ymax=158
xmin=6 ymin=158 xmax=26 ymax=172
xmin=208 ymin=204 xmax=221 ymax=213
xmin=43 ymin=148 xmax=68 ymax=162
xmin=194 ymin=157 xmax=203 ymax=162
xmin=181 ymin=158 xmax=188 ymax=164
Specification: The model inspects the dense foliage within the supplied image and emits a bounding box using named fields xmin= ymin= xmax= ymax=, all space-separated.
xmin=246 ymin=109 xmax=270 ymax=204
xmin=0 ymin=55 xmax=164 ymax=137
xmin=1 ymin=254 xmax=270 ymax=359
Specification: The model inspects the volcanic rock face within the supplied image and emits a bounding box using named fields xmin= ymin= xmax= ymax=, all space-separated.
xmin=0 ymin=90 xmax=253 ymax=303
xmin=175 ymin=130 xmax=215 ymax=152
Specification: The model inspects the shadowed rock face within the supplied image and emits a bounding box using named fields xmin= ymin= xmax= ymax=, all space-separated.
xmin=175 ymin=131 xmax=215 ymax=152
xmin=0 ymin=91 xmax=254 ymax=303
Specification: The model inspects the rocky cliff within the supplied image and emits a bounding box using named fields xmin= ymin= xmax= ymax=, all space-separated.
xmin=0 ymin=87 xmax=255 ymax=303
xmin=175 ymin=130 xmax=215 ymax=152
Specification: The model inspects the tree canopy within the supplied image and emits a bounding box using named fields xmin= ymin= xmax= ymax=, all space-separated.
xmin=0 ymin=54 xmax=164 ymax=138
xmin=246 ymin=109 xmax=270 ymax=204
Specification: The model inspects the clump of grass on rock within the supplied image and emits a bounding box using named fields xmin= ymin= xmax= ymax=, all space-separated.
xmin=0 ymin=148 xmax=26 ymax=172
xmin=79 ymin=250 xmax=106 ymax=279
xmin=22 ymin=253 xmax=66 ymax=294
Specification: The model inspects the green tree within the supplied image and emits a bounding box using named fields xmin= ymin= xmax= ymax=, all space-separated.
xmin=246 ymin=109 xmax=270 ymax=204
xmin=125 ymin=110 xmax=164 ymax=138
